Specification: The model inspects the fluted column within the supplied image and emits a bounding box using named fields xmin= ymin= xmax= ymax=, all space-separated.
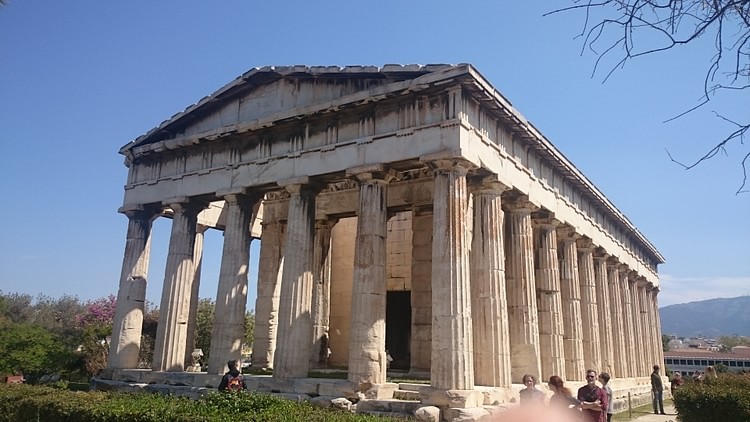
xmin=252 ymin=197 xmax=286 ymax=369
xmin=504 ymin=196 xmax=541 ymax=383
xmin=556 ymin=227 xmax=586 ymax=381
xmin=430 ymin=160 xmax=473 ymax=390
xmin=594 ymin=252 xmax=614 ymax=376
xmin=576 ymin=237 xmax=600 ymax=378
xmin=311 ymin=219 xmax=334 ymax=368
xmin=534 ymin=216 xmax=565 ymax=381
xmin=607 ymin=261 xmax=627 ymax=378
xmin=651 ymin=288 xmax=665 ymax=367
xmin=348 ymin=169 xmax=392 ymax=386
xmin=184 ymin=224 xmax=207 ymax=368
xmin=619 ymin=266 xmax=636 ymax=377
xmin=109 ymin=207 xmax=155 ymax=369
xmin=274 ymin=183 xmax=316 ymax=378
xmin=638 ymin=280 xmax=653 ymax=375
xmin=470 ymin=178 xmax=511 ymax=387
xmin=208 ymin=194 xmax=259 ymax=374
xmin=628 ymin=271 xmax=651 ymax=377
xmin=153 ymin=200 xmax=203 ymax=372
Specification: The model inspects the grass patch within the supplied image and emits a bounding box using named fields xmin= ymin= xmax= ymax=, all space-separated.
xmin=612 ymin=399 xmax=674 ymax=421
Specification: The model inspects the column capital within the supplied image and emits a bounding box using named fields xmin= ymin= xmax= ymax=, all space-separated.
xmin=593 ymin=248 xmax=609 ymax=261
xmin=533 ymin=216 xmax=561 ymax=229
xmin=576 ymin=237 xmax=595 ymax=252
xmin=282 ymin=182 xmax=320 ymax=197
xmin=556 ymin=224 xmax=580 ymax=241
xmin=164 ymin=198 xmax=207 ymax=215
xmin=345 ymin=164 xmax=397 ymax=183
xmin=502 ymin=194 xmax=538 ymax=213
xmin=119 ymin=204 xmax=158 ymax=220
xmin=468 ymin=174 xmax=510 ymax=195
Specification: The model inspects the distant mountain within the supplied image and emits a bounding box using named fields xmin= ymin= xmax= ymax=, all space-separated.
xmin=659 ymin=296 xmax=750 ymax=338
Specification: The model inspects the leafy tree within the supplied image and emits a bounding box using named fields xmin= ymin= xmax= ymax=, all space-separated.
xmin=139 ymin=303 xmax=159 ymax=369
xmin=73 ymin=295 xmax=117 ymax=377
xmin=195 ymin=298 xmax=215 ymax=362
xmin=0 ymin=323 xmax=72 ymax=378
xmin=714 ymin=363 xmax=730 ymax=373
xmin=663 ymin=334 xmax=670 ymax=352
xmin=550 ymin=0 xmax=750 ymax=193
xmin=191 ymin=299 xmax=255 ymax=364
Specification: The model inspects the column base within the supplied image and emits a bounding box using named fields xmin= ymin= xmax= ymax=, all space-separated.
xmin=419 ymin=387 xmax=485 ymax=408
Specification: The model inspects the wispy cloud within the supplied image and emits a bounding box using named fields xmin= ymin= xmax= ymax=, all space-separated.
xmin=658 ymin=274 xmax=750 ymax=307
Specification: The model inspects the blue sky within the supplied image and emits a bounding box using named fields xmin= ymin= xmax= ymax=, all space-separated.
xmin=1 ymin=1 xmax=747 ymax=309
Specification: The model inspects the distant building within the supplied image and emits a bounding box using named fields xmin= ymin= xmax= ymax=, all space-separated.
xmin=665 ymin=350 xmax=750 ymax=375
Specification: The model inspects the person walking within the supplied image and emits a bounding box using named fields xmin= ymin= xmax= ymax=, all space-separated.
xmin=650 ymin=364 xmax=665 ymax=415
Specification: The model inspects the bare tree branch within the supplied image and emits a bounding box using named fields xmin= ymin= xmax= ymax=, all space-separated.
xmin=549 ymin=0 xmax=750 ymax=194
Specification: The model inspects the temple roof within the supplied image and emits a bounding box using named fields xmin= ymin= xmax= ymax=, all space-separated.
xmin=121 ymin=64 xmax=467 ymax=153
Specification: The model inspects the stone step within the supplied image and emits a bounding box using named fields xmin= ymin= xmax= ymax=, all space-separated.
xmin=393 ymin=389 xmax=421 ymax=401
xmin=355 ymin=398 xmax=423 ymax=416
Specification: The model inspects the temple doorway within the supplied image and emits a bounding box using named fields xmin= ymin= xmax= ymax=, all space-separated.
xmin=385 ymin=290 xmax=411 ymax=370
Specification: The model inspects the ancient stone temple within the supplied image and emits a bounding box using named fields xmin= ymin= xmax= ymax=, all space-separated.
xmin=103 ymin=64 xmax=665 ymax=419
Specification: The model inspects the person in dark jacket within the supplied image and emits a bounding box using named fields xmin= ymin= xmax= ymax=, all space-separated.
xmin=218 ymin=360 xmax=247 ymax=392
xmin=651 ymin=364 xmax=665 ymax=414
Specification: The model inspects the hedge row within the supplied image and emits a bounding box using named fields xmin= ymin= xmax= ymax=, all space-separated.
xmin=0 ymin=384 xmax=399 ymax=422
xmin=672 ymin=373 xmax=750 ymax=422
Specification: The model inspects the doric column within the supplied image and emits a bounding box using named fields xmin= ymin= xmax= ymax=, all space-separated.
xmin=430 ymin=160 xmax=473 ymax=390
xmin=470 ymin=178 xmax=511 ymax=387
xmin=252 ymin=195 xmax=286 ymax=369
xmin=184 ymin=224 xmax=207 ymax=368
xmin=638 ymin=280 xmax=653 ymax=375
xmin=556 ymin=227 xmax=586 ymax=381
xmin=504 ymin=196 xmax=541 ymax=383
xmin=208 ymin=193 xmax=259 ymax=374
xmin=310 ymin=219 xmax=334 ymax=369
xmin=153 ymin=200 xmax=203 ymax=372
xmin=274 ymin=182 xmax=316 ymax=378
xmin=607 ymin=260 xmax=627 ymax=378
xmin=629 ymin=276 xmax=645 ymax=376
xmin=619 ymin=266 xmax=636 ymax=377
xmin=593 ymin=252 xmax=614 ymax=376
xmin=651 ymin=287 xmax=665 ymax=368
xmin=410 ymin=209 xmax=432 ymax=373
xmin=109 ymin=207 xmax=155 ymax=369
xmin=533 ymin=215 xmax=565 ymax=381
xmin=576 ymin=237 xmax=600 ymax=378
xmin=347 ymin=167 xmax=393 ymax=386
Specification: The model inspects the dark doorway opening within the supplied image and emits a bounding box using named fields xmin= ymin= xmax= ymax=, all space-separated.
xmin=386 ymin=291 xmax=411 ymax=370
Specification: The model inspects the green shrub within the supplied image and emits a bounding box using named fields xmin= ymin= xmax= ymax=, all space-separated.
xmin=0 ymin=384 xmax=403 ymax=421
xmin=673 ymin=373 xmax=750 ymax=422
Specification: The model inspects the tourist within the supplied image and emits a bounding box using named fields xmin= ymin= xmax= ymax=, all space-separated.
xmin=519 ymin=374 xmax=544 ymax=405
xmin=577 ymin=369 xmax=607 ymax=422
xmin=218 ymin=360 xmax=247 ymax=392
xmin=598 ymin=372 xmax=614 ymax=422
xmin=650 ymin=364 xmax=665 ymax=415
xmin=548 ymin=375 xmax=581 ymax=418
xmin=670 ymin=371 xmax=684 ymax=394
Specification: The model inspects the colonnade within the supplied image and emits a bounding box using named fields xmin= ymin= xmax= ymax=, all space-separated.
xmin=108 ymin=160 xmax=664 ymax=392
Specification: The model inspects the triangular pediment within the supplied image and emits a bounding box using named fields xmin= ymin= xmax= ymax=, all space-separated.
xmin=120 ymin=64 xmax=470 ymax=154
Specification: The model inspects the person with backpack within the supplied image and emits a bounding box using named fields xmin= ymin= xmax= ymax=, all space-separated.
xmin=218 ymin=360 xmax=247 ymax=392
